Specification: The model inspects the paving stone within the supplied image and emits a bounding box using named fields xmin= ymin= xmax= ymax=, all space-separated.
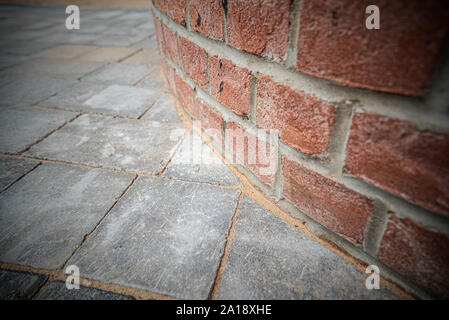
xmin=137 ymin=68 xmax=168 ymax=92
xmin=0 ymin=40 xmax=54 ymax=56
xmin=36 ymin=45 xmax=97 ymax=59
xmin=0 ymin=74 xmax=77 ymax=105
xmin=35 ymin=281 xmax=135 ymax=300
xmin=217 ymin=196 xmax=399 ymax=300
xmin=94 ymin=34 xmax=147 ymax=47
xmin=69 ymin=177 xmax=241 ymax=299
xmin=81 ymin=63 xmax=150 ymax=85
xmin=83 ymin=85 xmax=161 ymax=118
xmin=142 ymin=94 xmax=180 ymax=123
xmin=122 ymin=49 xmax=161 ymax=66
xmin=25 ymin=114 xmax=185 ymax=174
xmin=0 ymin=270 xmax=47 ymax=300
xmin=4 ymin=58 xmax=104 ymax=80
xmin=0 ymin=106 xmax=78 ymax=154
xmin=39 ymin=32 xmax=101 ymax=46
xmin=77 ymin=47 xmax=139 ymax=63
xmin=165 ymin=132 xmax=240 ymax=186
xmin=0 ymin=156 xmax=39 ymax=192
xmin=131 ymin=36 xmax=158 ymax=50
xmin=0 ymin=162 xmax=135 ymax=269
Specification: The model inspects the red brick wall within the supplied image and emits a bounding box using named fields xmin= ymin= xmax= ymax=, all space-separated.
xmin=151 ymin=0 xmax=449 ymax=298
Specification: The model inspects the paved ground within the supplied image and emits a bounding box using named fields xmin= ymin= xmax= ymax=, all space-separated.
xmin=0 ymin=5 xmax=400 ymax=300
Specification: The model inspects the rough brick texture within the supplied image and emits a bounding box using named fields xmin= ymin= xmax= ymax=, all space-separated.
xmin=160 ymin=58 xmax=176 ymax=94
xmin=297 ymin=0 xmax=449 ymax=96
xmin=153 ymin=14 xmax=165 ymax=55
xmin=283 ymin=157 xmax=372 ymax=243
xmin=165 ymin=0 xmax=187 ymax=26
xmin=196 ymin=98 xmax=223 ymax=146
xmin=257 ymin=75 xmax=335 ymax=155
xmin=175 ymin=74 xmax=196 ymax=118
xmin=189 ymin=0 xmax=224 ymax=40
xmin=379 ymin=214 xmax=449 ymax=298
xmin=162 ymin=23 xmax=181 ymax=66
xmin=179 ymin=37 xmax=208 ymax=90
xmin=346 ymin=111 xmax=449 ymax=216
xmin=209 ymin=56 xmax=251 ymax=116
xmin=226 ymin=0 xmax=290 ymax=60
xmin=227 ymin=122 xmax=277 ymax=185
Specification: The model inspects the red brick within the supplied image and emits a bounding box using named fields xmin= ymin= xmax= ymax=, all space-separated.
xmin=209 ymin=56 xmax=251 ymax=116
xmin=162 ymin=23 xmax=180 ymax=66
xmin=226 ymin=0 xmax=290 ymax=60
xmin=152 ymin=0 xmax=165 ymax=12
xmin=152 ymin=14 xmax=165 ymax=54
xmin=256 ymin=75 xmax=335 ymax=155
xmin=345 ymin=111 xmax=449 ymax=216
xmin=160 ymin=58 xmax=176 ymax=94
xmin=189 ymin=0 xmax=224 ymax=40
xmin=226 ymin=122 xmax=277 ymax=185
xmin=297 ymin=0 xmax=449 ymax=96
xmin=379 ymin=214 xmax=449 ymax=298
xmin=196 ymin=98 xmax=223 ymax=146
xmin=179 ymin=37 xmax=208 ymax=90
xmin=283 ymin=157 xmax=372 ymax=243
xmin=166 ymin=0 xmax=186 ymax=26
xmin=175 ymin=74 xmax=196 ymax=118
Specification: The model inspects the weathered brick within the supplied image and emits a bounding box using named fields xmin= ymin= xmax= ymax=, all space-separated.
xmin=226 ymin=0 xmax=290 ymax=60
xmin=345 ymin=111 xmax=449 ymax=216
xmin=152 ymin=0 xmax=165 ymax=12
xmin=283 ymin=157 xmax=372 ymax=243
xmin=160 ymin=58 xmax=176 ymax=94
xmin=209 ymin=56 xmax=251 ymax=116
xmin=179 ymin=37 xmax=208 ymax=90
xmin=152 ymin=14 xmax=165 ymax=55
xmin=162 ymin=23 xmax=180 ymax=66
xmin=256 ymin=75 xmax=335 ymax=155
xmin=297 ymin=0 xmax=449 ymax=96
xmin=166 ymin=0 xmax=186 ymax=26
xmin=196 ymin=98 xmax=223 ymax=146
xmin=189 ymin=0 xmax=224 ymax=40
xmin=226 ymin=122 xmax=277 ymax=185
xmin=378 ymin=214 xmax=449 ymax=298
xmin=175 ymin=74 xmax=196 ymax=118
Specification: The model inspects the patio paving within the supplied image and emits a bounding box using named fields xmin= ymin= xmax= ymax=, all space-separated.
xmin=0 ymin=4 xmax=400 ymax=300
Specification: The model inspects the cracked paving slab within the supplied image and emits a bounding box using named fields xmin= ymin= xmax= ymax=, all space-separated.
xmin=165 ymin=131 xmax=240 ymax=186
xmin=216 ymin=196 xmax=399 ymax=300
xmin=0 ymin=162 xmax=135 ymax=270
xmin=0 ymin=269 xmax=48 ymax=300
xmin=25 ymin=113 xmax=186 ymax=174
xmin=0 ymin=106 xmax=78 ymax=154
xmin=0 ymin=156 xmax=39 ymax=192
xmin=68 ymin=177 xmax=241 ymax=299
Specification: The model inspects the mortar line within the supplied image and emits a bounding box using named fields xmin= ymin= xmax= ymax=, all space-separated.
xmin=77 ymin=61 xmax=110 ymax=81
xmin=0 ymin=161 xmax=41 ymax=195
xmin=209 ymin=192 xmax=242 ymax=299
xmin=60 ymin=174 xmax=139 ymax=270
xmin=285 ymin=0 xmax=302 ymax=68
xmin=118 ymin=47 xmax=143 ymax=63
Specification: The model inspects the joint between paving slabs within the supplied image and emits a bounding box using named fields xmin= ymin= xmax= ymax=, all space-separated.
xmin=0 ymin=161 xmax=41 ymax=195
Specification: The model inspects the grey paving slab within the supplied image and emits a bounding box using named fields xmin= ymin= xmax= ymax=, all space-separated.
xmin=25 ymin=114 xmax=185 ymax=174
xmin=122 ymin=49 xmax=161 ymax=66
xmin=0 ymin=156 xmax=39 ymax=192
xmin=0 ymin=106 xmax=78 ymax=154
xmin=131 ymin=36 xmax=158 ymax=50
xmin=35 ymin=45 xmax=97 ymax=59
xmin=0 ymin=75 xmax=77 ymax=105
xmin=0 ymin=162 xmax=135 ymax=269
xmin=142 ymin=94 xmax=180 ymax=123
xmin=165 ymin=132 xmax=240 ymax=186
xmin=0 ymin=270 xmax=47 ymax=300
xmin=77 ymin=47 xmax=139 ymax=63
xmin=83 ymin=85 xmax=161 ymax=118
xmin=217 ymin=197 xmax=399 ymax=300
xmin=94 ymin=34 xmax=147 ymax=47
xmin=0 ymin=40 xmax=54 ymax=56
xmin=36 ymin=281 xmax=135 ymax=300
xmin=81 ymin=63 xmax=150 ymax=85
xmin=138 ymin=68 xmax=169 ymax=92
xmin=39 ymin=32 xmax=101 ymax=46
xmin=69 ymin=177 xmax=241 ymax=299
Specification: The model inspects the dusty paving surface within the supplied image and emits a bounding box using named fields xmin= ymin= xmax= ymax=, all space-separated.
xmin=0 ymin=4 xmax=400 ymax=300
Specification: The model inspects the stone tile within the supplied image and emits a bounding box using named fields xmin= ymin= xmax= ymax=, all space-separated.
xmin=0 ymin=270 xmax=47 ymax=300
xmin=81 ymin=63 xmax=151 ymax=85
xmin=94 ymin=34 xmax=147 ymax=47
xmin=142 ymin=94 xmax=180 ymax=123
xmin=36 ymin=281 xmax=134 ymax=300
xmin=83 ymin=85 xmax=161 ymax=118
xmin=131 ymin=36 xmax=158 ymax=50
xmin=69 ymin=177 xmax=241 ymax=299
xmin=36 ymin=45 xmax=97 ymax=59
xmin=0 ymin=156 xmax=39 ymax=192
xmin=25 ymin=114 xmax=185 ymax=174
xmin=137 ymin=68 xmax=168 ymax=92
xmin=217 ymin=197 xmax=399 ymax=300
xmin=122 ymin=49 xmax=161 ymax=66
xmin=4 ymin=58 xmax=104 ymax=80
xmin=0 ymin=40 xmax=54 ymax=56
xmin=77 ymin=47 xmax=139 ymax=63
xmin=0 ymin=162 xmax=135 ymax=269
xmin=0 ymin=106 xmax=78 ymax=154
xmin=0 ymin=75 xmax=77 ymax=105
xmin=39 ymin=82 xmax=108 ymax=111
xmin=165 ymin=132 xmax=240 ymax=186
xmin=39 ymin=32 xmax=101 ymax=46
